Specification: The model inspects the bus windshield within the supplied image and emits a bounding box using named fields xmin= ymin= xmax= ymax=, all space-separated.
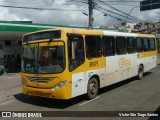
xmin=22 ymin=42 xmax=65 ymax=74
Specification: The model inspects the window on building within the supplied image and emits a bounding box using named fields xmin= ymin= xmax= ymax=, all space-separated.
xmin=116 ymin=36 xmax=127 ymax=55
xmin=136 ymin=38 xmax=143 ymax=52
xmin=85 ymin=35 xmax=102 ymax=58
xmin=149 ymin=38 xmax=156 ymax=50
xmin=5 ymin=41 xmax=12 ymax=46
xmin=143 ymin=38 xmax=149 ymax=51
xmin=68 ymin=35 xmax=85 ymax=71
xmin=127 ymin=37 xmax=136 ymax=54
xmin=102 ymin=36 xmax=115 ymax=56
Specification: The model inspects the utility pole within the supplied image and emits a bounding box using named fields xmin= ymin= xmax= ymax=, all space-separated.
xmin=88 ymin=0 xmax=93 ymax=29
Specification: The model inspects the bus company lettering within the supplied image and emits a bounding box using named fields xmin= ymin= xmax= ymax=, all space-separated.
xmin=137 ymin=53 xmax=143 ymax=58
xmin=119 ymin=58 xmax=131 ymax=67
xmin=89 ymin=61 xmax=98 ymax=67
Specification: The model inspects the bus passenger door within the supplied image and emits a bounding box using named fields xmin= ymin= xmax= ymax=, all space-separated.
xmin=71 ymin=72 xmax=87 ymax=98
xmin=68 ymin=34 xmax=86 ymax=98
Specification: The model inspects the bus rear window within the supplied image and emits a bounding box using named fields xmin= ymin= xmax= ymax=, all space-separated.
xmin=23 ymin=30 xmax=61 ymax=42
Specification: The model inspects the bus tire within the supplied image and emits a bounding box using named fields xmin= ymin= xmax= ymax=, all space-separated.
xmin=138 ymin=65 xmax=144 ymax=80
xmin=87 ymin=78 xmax=98 ymax=100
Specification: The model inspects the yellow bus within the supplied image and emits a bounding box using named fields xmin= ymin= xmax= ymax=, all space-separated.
xmin=21 ymin=28 xmax=157 ymax=100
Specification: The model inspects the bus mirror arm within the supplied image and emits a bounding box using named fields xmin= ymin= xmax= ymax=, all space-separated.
xmin=49 ymin=38 xmax=53 ymax=42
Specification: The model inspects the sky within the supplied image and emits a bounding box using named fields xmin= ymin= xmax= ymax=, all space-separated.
xmin=0 ymin=0 xmax=160 ymax=27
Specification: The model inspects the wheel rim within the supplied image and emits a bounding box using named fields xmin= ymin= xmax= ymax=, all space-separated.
xmin=89 ymin=82 xmax=97 ymax=95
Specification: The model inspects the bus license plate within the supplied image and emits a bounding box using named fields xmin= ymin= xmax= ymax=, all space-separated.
xmin=30 ymin=91 xmax=42 ymax=95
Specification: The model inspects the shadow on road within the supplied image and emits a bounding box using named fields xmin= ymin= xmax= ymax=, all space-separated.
xmin=14 ymin=72 xmax=152 ymax=109
xmin=14 ymin=93 xmax=87 ymax=109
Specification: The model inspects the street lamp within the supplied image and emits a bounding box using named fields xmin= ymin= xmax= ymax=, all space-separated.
xmin=124 ymin=5 xmax=140 ymax=23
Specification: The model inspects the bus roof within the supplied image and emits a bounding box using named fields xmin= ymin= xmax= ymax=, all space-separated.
xmin=23 ymin=28 xmax=155 ymax=38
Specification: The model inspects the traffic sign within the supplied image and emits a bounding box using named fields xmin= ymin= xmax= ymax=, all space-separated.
xmin=140 ymin=0 xmax=160 ymax=11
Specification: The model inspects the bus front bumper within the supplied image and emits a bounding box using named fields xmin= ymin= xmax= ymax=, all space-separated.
xmin=22 ymin=85 xmax=70 ymax=100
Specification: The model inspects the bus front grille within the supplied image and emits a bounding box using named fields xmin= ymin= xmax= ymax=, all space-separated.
xmin=25 ymin=76 xmax=54 ymax=83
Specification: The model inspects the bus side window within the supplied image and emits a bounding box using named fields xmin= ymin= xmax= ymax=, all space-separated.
xmin=149 ymin=38 xmax=156 ymax=51
xmin=102 ymin=36 xmax=115 ymax=56
xmin=116 ymin=36 xmax=127 ymax=55
xmin=127 ymin=37 xmax=136 ymax=54
xmin=136 ymin=38 xmax=143 ymax=52
xmin=85 ymin=35 xmax=102 ymax=58
xmin=68 ymin=35 xmax=85 ymax=71
xmin=143 ymin=38 xmax=149 ymax=52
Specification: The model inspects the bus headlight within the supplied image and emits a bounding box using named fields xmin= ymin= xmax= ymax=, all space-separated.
xmin=53 ymin=81 xmax=67 ymax=90
xmin=22 ymin=80 xmax=27 ymax=87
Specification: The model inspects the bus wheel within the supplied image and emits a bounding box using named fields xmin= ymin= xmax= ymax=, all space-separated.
xmin=138 ymin=65 xmax=144 ymax=80
xmin=87 ymin=78 xmax=98 ymax=100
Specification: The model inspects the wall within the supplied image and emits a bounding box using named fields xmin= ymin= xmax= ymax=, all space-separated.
xmin=1 ymin=40 xmax=21 ymax=73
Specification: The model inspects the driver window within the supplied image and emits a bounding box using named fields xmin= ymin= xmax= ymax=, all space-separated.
xmin=68 ymin=34 xmax=85 ymax=71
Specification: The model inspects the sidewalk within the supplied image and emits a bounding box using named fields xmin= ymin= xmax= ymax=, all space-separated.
xmin=0 ymin=73 xmax=21 ymax=90
xmin=1 ymin=72 xmax=20 ymax=76
xmin=0 ymin=73 xmax=21 ymax=103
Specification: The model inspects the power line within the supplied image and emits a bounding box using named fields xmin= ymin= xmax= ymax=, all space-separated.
xmin=70 ymin=0 xmax=143 ymax=28
xmin=70 ymin=0 xmax=137 ymax=21
xmin=0 ymin=4 xmax=82 ymax=11
xmin=98 ymin=1 xmax=136 ymax=19
xmin=0 ymin=0 xmax=54 ymax=5
xmin=96 ymin=5 xmax=135 ymax=20
xmin=98 ymin=0 xmax=144 ymax=22
xmin=95 ymin=7 xmax=127 ymax=23
xmin=71 ymin=0 xmax=141 ymax=18
xmin=100 ymin=0 xmax=141 ymax=2
xmin=106 ymin=3 xmax=139 ymax=6
xmin=67 ymin=0 xmax=87 ymax=4
xmin=0 ymin=0 xmax=84 ymax=9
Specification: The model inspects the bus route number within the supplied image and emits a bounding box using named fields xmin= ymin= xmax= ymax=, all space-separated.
xmin=89 ymin=61 xmax=98 ymax=67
